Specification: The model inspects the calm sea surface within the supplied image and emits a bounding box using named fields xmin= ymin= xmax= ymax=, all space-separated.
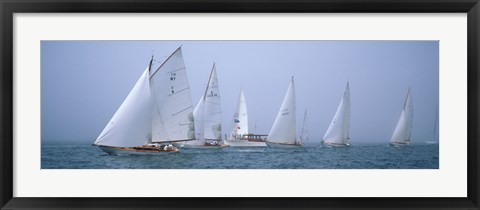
xmin=41 ymin=142 xmax=438 ymax=169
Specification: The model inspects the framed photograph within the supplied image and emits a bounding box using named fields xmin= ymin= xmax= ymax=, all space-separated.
xmin=1 ymin=0 xmax=478 ymax=209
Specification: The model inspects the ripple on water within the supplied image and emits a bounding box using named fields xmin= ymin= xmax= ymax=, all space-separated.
xmin=41 ymin=143 xmax=439 ymax=169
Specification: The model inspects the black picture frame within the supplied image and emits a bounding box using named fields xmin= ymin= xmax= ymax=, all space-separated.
xmin=1 ymin=0 xmax=479 ymax=209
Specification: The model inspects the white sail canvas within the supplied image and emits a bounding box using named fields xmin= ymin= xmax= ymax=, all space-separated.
xmin=267 ymin=77 xmax=296 ymax=145
xmin=193 ymin=96 xmax=205 ymax=142
xmin=94 ymin=67 xmax=153 ymax=147
xmin=231 ymin=89 xmax=249 ymax=138
xmin=426 ymin=109 xmax=438 ymax=144
xmin=299 ymin=109 xmax=308 ymax=142
xmin=150 ymin=48 xmax=195 ymax=142
xmin=323 ymin=82 xmax=350 ymax=145
xmin=203 ymin=64 xmax=222 ymax=140
xmin=390 ymin=88 xmax=413 ymax=144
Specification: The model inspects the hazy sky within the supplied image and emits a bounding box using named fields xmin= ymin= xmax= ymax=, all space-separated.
xmin=41 ymin=41 xmax=438 ymax=144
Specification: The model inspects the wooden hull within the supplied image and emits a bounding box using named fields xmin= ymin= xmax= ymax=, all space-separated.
xmin=97 ymin=145 xmax=179 ymax=155
xmin=322 ymin=142 xmax=349 ymax=147
xmin=266 ymin=142 xmax=303 ymax=148
xmin=389 ymin=142 xmax=410 ymax=147
xmin=224 ymin=139 xmax=267 ymax=147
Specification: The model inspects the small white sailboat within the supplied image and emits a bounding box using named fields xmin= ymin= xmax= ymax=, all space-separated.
xmin=322 ymin=82 xmax=350 ymax=146
xmin=390 ymin=87 xmax=413 ymax=146
xmin=266 ymin=77 xmax=300 ymax=147
xmin=224 ymin=89 xmax=267 ymax=147
xmin=182 ymin=64 xmax=228 ymax=148
xmin=230 ymin=89 xmax=249 ymax=139
xmin=296 ymin=109 xmax=308 ymax=146
xmin=426 ymin=109 xmax=438 ymax=144
xmin=93 ymin=47 xmax=195 ymax=154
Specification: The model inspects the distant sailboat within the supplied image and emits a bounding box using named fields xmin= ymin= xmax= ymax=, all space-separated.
xmin=224 ymin=89 xmax=267 ymax=147
xmin=322 ymin=82 xmax=350 ymax=146
xmin=266 ymin=77 xmax=300 ymax=147
xmin=231 ymin=89 xmax=249 ymax=139
xmin=93 ymin=47 xmax=195 ymax=154
xmin=426 ymin=109 xmax=438 ymax=144
xmin=183 ymin=64 xmax=228 ymax=148
xmin=390 ymin=87 xmax=413 ymax=146
xmin=296 ymin=109 xmax=308 ymax=145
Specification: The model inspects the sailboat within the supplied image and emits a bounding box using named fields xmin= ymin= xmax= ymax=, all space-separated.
xmin=182 ymin=64 xmax=228 ymax=148
xmin=389 ymin=87 xmax=413 ymax=146
xmin=93 ymin=47 xmax=195 ymax=154
xmin=426 ymin=109 xmax=438 ymax=144
xmin=296 ymin=109 xmax=308 ymax=146
xmin=266 ymin=77 xmax=300 ymax=147
xmin=224 ymin=89 xmax=267 ymax=147
xmin=322 ymin=82 xmax=350 ymax=146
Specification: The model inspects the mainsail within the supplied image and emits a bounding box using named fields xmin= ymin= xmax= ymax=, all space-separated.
xmin=94 ymin=65 xmax=153 ymax=148
xmin=203 ymin=64 xmax=222 ymax=140
xmin=322 ymin=82 xmax=350 ymax=145
xmin=193 ymin=96 xmax=205 ymax=142
xmin=230 ymin=89 xmax=248 ymax=138
xmin=150 ymin=47 xmax=195 ymax=143
xmin=266 ymin=77 xmax=296 ymax=145
xmin=390 ymin=87 xmax=413 ymax=144
xmin=298 ymin=109 xmax=308 ymax=143
xmin=187 ymin=64 xmax=222 ymax=145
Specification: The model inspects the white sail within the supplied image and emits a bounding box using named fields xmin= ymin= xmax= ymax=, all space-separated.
xmin=230 ymin=89 xmax=249 ymax=138
xmin=150 ymin=47 xmax=195 ymax=142
xmin=323 ymin=82 xmax=350 ymax=145
xmin=193 ymin=96 xmax=205 ymax=142
xmin=203 ymin=64 xmax=222 ymax=140
xmin=267 ymin=77 xmax=296 ymax=145
xmin=427 ymin=109 xmax=438 ymax=144
xmin=94 ymin=66 xmax=153 ymax=147
xmin=390 ymin=87 xmax=413 ymax=144
xmin=298 ymin=109 xmax=308 ymax=143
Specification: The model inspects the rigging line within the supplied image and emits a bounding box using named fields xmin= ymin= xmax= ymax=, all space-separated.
xmin=167 ymin=67 xmax=187 ymax=73
xmin=202 ymin=63 xmax=216 ymax=100
xmin=172 ymin=106 xmax=193 ymax=117
xmin=170 ymin=87 xmax=189 ymax=96
xmin=150 ymin=46 xmax=182 ymax=78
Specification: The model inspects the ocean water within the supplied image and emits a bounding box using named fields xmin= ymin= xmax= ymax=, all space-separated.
xmin=41 ymin=142 xmax=439 ymax=169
